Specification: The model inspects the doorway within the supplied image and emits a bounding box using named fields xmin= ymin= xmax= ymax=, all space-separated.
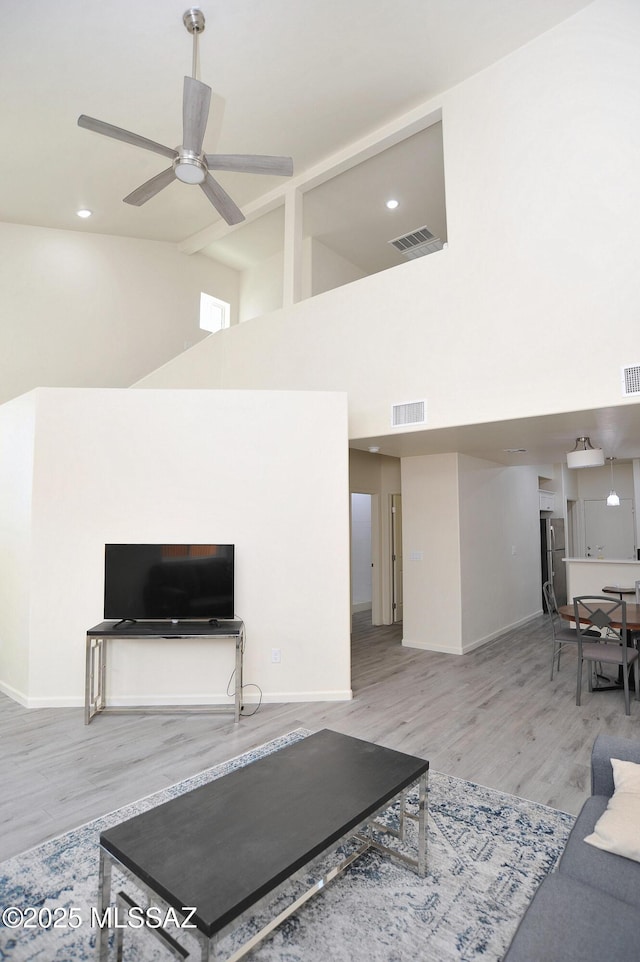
xmin=351 ymin=493 xmax=373 ymax=617
xmin=391 ymin=494 xmax=403 ymax=622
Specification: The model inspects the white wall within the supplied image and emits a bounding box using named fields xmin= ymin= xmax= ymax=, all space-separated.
xmin=401 ymin=454 xmax=463 ymax=652
xmin=349 ymin=448 xmax=401 ymax=496
xmin=458 ymin=457 xmax=542 ymax=648
xmin=0 ymin=392 xmax=36 ymax=700
xmin=239 ymin=250 xmax=284 ymax=323
xmin=137 ymin=0 xmax=640 ymax=442
xmin=576 ymin=462 xmax=634 ymax=501
xmin=0 ymin=387 xmax=351 ymax=708
xmin=401 ymin=453 xmax=542 ymax=653
xmin=0 ymin=222 xmax=240 ymax=406
xmin=306 ymin=238 xmax=367 ymax=298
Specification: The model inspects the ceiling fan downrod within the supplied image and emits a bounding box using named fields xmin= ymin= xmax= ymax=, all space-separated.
xmin=183 ymin=8 xmax=205 ymax=80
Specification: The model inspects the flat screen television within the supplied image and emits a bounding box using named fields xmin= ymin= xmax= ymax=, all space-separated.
xmin=104 ymin=544 xmax=235 ymax=622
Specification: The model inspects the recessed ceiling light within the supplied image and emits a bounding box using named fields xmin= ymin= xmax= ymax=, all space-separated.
xmin=385 ymin=199 xmax=399 ymax=210
xmin=76 ymin=209 xmax=92 ymax=218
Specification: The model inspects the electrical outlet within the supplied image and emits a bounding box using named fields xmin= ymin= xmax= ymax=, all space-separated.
xmin=271 ymin=648 xmax=281 ymax=664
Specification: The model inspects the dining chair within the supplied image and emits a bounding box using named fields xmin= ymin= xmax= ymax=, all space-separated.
xmin=573 ymin=596 xmax=640 ymax=716
xmin=543 ymin=581 xmax=599 ymax=680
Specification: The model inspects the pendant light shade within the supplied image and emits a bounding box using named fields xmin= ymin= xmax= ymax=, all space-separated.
xmin=606 ymin=457 xmax=620 ymax=506
xmin=566 ymin=436 xmax=605 ymax=468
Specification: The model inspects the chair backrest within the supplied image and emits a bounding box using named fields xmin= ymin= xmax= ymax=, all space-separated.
xmin=572 ymin=595 xmax=626 ymax=643
xmin=543 ymin=581 xmax=558 ymax=616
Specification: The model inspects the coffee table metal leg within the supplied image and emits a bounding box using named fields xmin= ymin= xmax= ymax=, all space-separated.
xmin=196 ymin=931 xmax=215 ymax=961
xmin=354 ymin=771 xmax=428 ymax=876
xmin=217 ymin=839 xmax=371 ymax=962
xmin=417 ymin=770 xmax=428 ymax=876
xmin=96 ymin=848 xmax=112 ymax=961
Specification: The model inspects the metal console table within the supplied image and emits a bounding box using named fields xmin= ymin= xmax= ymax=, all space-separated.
xmin=85 ymin=620 xmax=244 ymax=725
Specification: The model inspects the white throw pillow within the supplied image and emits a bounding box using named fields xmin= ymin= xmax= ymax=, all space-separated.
xmin=584 ymin=757 xmax=640 ymax=862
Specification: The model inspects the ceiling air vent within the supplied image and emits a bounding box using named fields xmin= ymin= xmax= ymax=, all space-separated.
xmin=391 ymin=399 xmax=427 ymax=427
xmin=389 ymin=225 xmax=444 ymax=260
xmin=622 ymin=365 xmax=640 ymax=396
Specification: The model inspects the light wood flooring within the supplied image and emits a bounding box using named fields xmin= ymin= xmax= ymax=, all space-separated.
xmin=2 ymin=610 xmax=639 ymax=862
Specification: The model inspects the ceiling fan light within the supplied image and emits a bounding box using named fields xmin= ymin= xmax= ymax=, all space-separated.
xmin=174 ymin=159 xmax=206 ymax=184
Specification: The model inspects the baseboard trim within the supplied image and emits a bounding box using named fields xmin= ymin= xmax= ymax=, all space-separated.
xmin=462 ymin=611 xmax=541 ymax=655
xmin=402 ymin=611 xmax=542 ymax=656
xmin=402 ymin=638 xmax=462 ymax=655
xmin=0 ymin=679 xmax=29 ymax=707
xmin=252 ymin=690 xmax=353 ymax=703
xmin=3 ymin=688 xmax=354 ymax=709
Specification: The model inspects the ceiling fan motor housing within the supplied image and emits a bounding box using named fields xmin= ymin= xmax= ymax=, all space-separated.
xmin=174 ymin=149 xmax=206 ymax=184
xmin=183 ymin=8 xmax=205 ymax=34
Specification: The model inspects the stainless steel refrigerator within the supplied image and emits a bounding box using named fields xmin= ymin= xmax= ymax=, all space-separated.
xmin=541 ymin=517 xmax=566 ymax=607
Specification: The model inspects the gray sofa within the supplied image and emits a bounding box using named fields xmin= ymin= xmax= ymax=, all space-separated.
xmin=503 ymin=734 xmax=640 ymax=961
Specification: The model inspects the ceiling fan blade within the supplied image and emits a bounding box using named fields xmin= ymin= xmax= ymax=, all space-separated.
xmin=204 ymin=154 xmax=294 ymax=177
xmin=183 ymin=76 xmax=212 ymax=155
xmin=123 ymin=168 xmax=177 ymax=206
xmin=200 ymin=172 xmax=245 ymax=225
xmin=78 ymin=115 xmax=176 ymax=160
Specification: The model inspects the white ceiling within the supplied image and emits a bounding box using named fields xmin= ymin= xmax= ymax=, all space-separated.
xmin=0 ymin=0 xmax=592 ymax=251
xmin=351 ymin=405 xmax=640 ymax=468
xmin=7 ymin=0 xmax=631 ymax=469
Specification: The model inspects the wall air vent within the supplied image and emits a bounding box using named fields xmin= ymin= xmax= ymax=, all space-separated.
xmin=389 ymin=225 xmax=444 ymax=260
xmin=622 ymin=364 xmax=640 ymax=396
xmin=391 ymin=399 xmax=427 ymax=427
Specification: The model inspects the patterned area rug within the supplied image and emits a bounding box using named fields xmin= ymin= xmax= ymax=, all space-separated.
xmin=0 ymin=729 xmax=573 ymax=961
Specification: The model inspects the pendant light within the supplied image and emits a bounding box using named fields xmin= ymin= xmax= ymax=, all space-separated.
xmin=606 ymin=457 xmax=620 ymax=507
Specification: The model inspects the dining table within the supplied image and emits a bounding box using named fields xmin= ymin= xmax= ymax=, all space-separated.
xmin=558 ymin=602 xmax=640 ymax=632
xmin=558 ymin=601 xmax=640 ymax=691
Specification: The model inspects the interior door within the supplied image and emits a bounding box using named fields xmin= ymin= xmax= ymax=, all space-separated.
xmin=391 ymin=494 xmax=403 ymax=622
xmin=583 ymin=499 xmax=636 ymax=559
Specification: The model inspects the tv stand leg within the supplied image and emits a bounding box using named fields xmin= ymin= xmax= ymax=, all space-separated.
xmin=85 ymin=636 xmax=106 ymax=725
xmin=234 ymin=629 xmax=244 ymax=723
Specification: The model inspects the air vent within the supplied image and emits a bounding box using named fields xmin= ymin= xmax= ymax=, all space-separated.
xmin=622 ymin=365 xmax=640 ymax=396
xmin=391 ymin=400 xmax=427 ymax=427
xmin=389 ymin=225 xmax=444 ymax=260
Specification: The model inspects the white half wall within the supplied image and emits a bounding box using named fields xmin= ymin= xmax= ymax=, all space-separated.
xmin=135 ymin=1 xmax=640 ymax=441
xmin=0 ymin=387 xmax=351 ymax=708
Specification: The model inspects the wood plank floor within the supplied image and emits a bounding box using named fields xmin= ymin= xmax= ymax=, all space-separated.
xmin=2 ymin=611 xmax=639 ymax=861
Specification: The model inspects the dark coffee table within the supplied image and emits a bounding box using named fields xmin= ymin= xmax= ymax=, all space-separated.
xmin=96 ymin=729 xmax=429 ymax=961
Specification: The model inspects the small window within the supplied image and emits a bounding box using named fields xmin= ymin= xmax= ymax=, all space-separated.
xmin=200 ymin=293 xmax=230 ymax=333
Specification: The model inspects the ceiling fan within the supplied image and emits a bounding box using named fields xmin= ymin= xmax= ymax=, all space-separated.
xmin=77 ymin=7 xmax=293 ymax=226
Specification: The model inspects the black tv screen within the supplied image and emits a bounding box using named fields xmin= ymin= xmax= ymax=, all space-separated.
xmin=104 ymin=544 xmax=235 ymax=621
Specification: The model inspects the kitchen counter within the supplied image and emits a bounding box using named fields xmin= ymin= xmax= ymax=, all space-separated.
xmin=564 ymin=558 xmax=640 ymax=601
xmin=564 ymin=557 xmax=640 ymax=564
